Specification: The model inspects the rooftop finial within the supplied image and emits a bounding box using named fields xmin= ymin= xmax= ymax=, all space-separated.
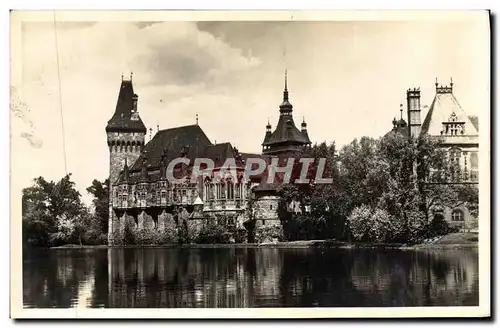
xmin=450 ymin=77 xmax=453 ymax=87
xmin=435 ymin=77 xmax=438 ymax=87
xmin=130 ymin=72 xmax=133 ymax=81
xmin=285 ymin=69 xmax=288 ymax=91
xmin=121 ymin=72 xmax=124 ymax=81
xmin=400 ymin=103 xmax=403 ymax=120
xmin=282 ymin=69 xmax=289 ymax=102
xmin=196 ymin=113 xmax=199 ymax=125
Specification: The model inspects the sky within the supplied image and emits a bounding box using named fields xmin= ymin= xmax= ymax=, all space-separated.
xmin=10 ymin=11 xmax=489 ymax=204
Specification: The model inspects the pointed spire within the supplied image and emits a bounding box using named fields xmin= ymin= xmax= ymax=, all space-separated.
xmin=283 ymin=69 xmax=289 ymax=101
xmin=435 ymin=77 xmax=438 ymax=88
xmin=279 ymin=69 xmax=293 ymax=112
xmin=196 ymin=113 xmax=199 ymax=125
xmin=266 ymin=118 xmax=272 ymax=133
xmin=450 ymin=77 xmax=453 ymax=90
xmin=400 ymin=103 xmax=403 ymax=120
xmin=130 ymin=71 xmax=133 ymax=81
xmin=121 ymin=72 xmax=124 ymax=81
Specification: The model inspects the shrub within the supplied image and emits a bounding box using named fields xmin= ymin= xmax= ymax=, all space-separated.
xmin=255 ymin=225 xmax=283 ymax=243
xmin=346 ymin=205 xmax=372 ymax=242
xmin=195 ymin=223 xmax=230 ymax=244
xmin=134 ymin=228 xmax=178 ymax=245
xmin=427 ymin=214 xmax=451 ymax=237
xmin=367 ymin=208 xmax=393 ymax=243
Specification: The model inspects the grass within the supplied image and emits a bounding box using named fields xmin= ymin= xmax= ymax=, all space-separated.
xmin=432 ymin=232 xmax=478 ymax=245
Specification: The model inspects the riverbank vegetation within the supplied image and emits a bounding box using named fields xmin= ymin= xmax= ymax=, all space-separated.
xmin=279 ymin=133 xmax=478 ymax=245
xmin=22 ymin=175 xmax=109 ymax=248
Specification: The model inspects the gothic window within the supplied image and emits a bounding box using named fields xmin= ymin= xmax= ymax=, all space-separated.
xmin=221 ymin=183 xmax=226 ymax=199
xmin=235 ymin=183 xmax=241 ymax=198
xmin=161 ymin=191 xmax=166 ymax=205
xmin=262 ymin=220 xmax=265 ymax=226
xmin=452 ymin=209 xmax=464 ymax=221
xmin=217 ymin=184 xmax=222 ymax=199
xmin=120 ymin=194 xmax=127 ymax=208
xmin=227 ymin=182 xmax=234 ymax=199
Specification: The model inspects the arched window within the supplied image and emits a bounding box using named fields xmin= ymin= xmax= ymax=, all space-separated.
xmin=227 ymin=181 xmax=234 ymax=199
xmin=452 ymin=209 xmax=464 ymax=221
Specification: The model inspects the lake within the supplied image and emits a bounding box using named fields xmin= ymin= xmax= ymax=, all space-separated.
xmin=22 ymin=247 xmax=479 ymax=308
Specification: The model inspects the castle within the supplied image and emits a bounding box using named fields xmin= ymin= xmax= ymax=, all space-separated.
xmin=387 ymin=79 xmax=479 ymax=229
xmin=106 ymin=72 xmax=311 ymax=245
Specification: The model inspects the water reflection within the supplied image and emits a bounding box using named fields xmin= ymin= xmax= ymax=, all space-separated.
xmin=23 ymin=247 xmax=479 ymax=308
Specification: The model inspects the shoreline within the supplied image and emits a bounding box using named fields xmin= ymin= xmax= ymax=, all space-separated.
xmin=48 ymin=239 xmax=478 ymax=251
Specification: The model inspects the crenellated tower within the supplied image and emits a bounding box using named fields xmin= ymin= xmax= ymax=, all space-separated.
xmin=106 ymin=73 xmax=147 ymax=244
xmin=106 ymin=74 xmax=147 ymax=186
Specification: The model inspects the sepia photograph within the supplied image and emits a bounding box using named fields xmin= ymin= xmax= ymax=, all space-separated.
xmin=9 ymin=9 xmax=491 ymax=319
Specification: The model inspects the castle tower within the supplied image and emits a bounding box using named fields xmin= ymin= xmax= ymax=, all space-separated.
xmin=105 ymin=74 xmax=146 ymax=244
xmin=406 ymin=87 xmax=422 ymax=138
xmin=106 ymin=74 xmax=147 ymax=185
xmin=261 ymin=70 xmax=311 ymax=156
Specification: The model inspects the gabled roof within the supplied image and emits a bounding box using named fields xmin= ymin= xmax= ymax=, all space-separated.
xmin=421 ymin=87 xmax=478 ymax=136
xmin=129 ymin=124 xmax=213 ymax=172
xmin=469 ymin=115 xmax=479 ymax=132
xmin=106 ymin=79 xmax=147 ymax=133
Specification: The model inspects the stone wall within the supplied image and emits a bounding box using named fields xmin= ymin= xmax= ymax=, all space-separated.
xmin=253 ymin=195 xmax=282 ymax=242
xmin=442 ymin=204 xmax=477 ymax=230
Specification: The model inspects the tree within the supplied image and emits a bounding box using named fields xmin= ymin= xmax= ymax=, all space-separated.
xmin=22 ymin=174 xmax=84 ymax=247
xmin=86 ymin=178 xmax=109 ymax=234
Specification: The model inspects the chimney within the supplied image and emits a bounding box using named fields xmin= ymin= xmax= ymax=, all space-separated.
xmin=406 ymin=87 xmax=422 ymax=138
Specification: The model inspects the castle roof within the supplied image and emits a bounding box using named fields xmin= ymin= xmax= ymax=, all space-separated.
xmin=129 ymin=124 xmax=213 ymax=173
xmin=262 ymin=71 xmax=311 ymax=147
xmin=262 ymin=116 xmax=311 ymax=146
xmin=106 ymin=79 xmax=147 ymax=133
xmin=421 ymin=85 xmax=478 ymax=136
xmin=384 ymin=117 xmax=409 ymax=139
